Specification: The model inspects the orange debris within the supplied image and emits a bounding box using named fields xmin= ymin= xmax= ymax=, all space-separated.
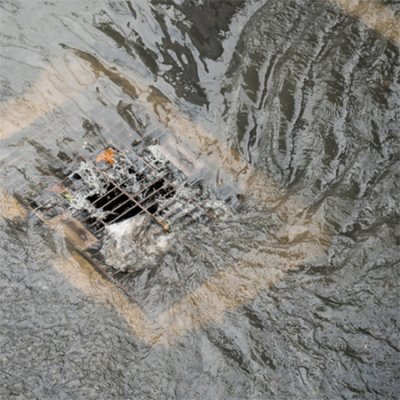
xmin=96 ymin=147 xmax=116 ymax=166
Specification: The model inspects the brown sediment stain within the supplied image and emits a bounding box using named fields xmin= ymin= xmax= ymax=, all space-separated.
xmin=47 ymin=214 xmax=98 ymax=251
xmin=52 ymin=238 xmax=324 ymax=347
xmin=156 ymin=241 xmax=324 ymax=346
xmin=52 ymin=251 xmax=161 ymax=345
xmin=0 ymin=187 xmax=28 ymax=220
xmin=0 ymin=55 xmax=97 ymax=141
xmin=333 ymin=0 xmax=400 ymax=43
xmin=65 ymin=46 xmax=139 ymax=99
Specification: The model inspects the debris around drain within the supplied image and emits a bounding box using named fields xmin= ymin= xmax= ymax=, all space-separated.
xmin=15 ymin=143 xmax=234 ymax=289
xmin=22 ymin=145 xmax=226 ymax=243
xmin=47 ymin=214 xmax=97 ymax=251
xmin=95 ymin=147 xmax=116 ymax=166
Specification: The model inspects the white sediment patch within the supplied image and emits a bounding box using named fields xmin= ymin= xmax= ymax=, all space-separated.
xmin=101 ymin=213 xmax=173 ymax=272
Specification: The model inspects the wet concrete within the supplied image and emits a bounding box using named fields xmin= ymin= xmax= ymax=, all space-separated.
xmin=0 ymin=1 xmax=399 ymax=399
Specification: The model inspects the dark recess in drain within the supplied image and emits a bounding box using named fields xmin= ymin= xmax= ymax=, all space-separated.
xmin=16 ymin=145 xmax=218 ymax=246
xmin=84 ymin=175 xmax=176 ymax=225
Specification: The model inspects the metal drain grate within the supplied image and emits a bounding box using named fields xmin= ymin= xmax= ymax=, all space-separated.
xmin=16 ymin=145 xmax=212 ymax=249
xmin=10 ymin=143 xmax=233 ymax=298
xmin=66 ymin=148 xmax=177 ymax=234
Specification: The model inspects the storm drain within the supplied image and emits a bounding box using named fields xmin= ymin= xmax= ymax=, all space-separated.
xmin=14 ymin=144 xmax=228 ymax=281
xmin=15 ymin=145 xmax=217 ymax=249
xmin=59 ymin=147 xmax=181 ymax=236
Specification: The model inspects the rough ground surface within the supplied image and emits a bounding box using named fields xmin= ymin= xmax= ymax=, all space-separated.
xmin=0 ymin=1 xmax=399 ymax=399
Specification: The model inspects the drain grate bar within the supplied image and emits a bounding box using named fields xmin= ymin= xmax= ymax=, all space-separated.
xmin=100 ymin=183 xmax=163 ymax=223
xmin=106 ymin=184 xmax=176 ymax=225
xmin=142 ymin=181 xmax=174 ymax=202
xmin=79 ymin=175 xmax=156 ymax=225
xmin=153 ymin=197 xmax=179 ymax=218
xmin=87 ymin=215 xmax=106 ymax=227
xmin=88 ymin=177 xmax=132 ymax=207
xmin=91 ymin=163 xmax=170 ymax=231
xmin=13 ymin=144 xmax=223 ymax=256
xmin=130 ymin=171 xmax=171 ymax=198
xmin=87 ymin=164 xmax=163 ymax=208
xmin=126 ymin=151 xmax=159 ymax=174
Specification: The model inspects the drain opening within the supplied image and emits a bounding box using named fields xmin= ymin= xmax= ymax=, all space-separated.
xmin=19 ymin=145 xmax=216 ymax=242
xmin=72 ymin=164 xmax=175 ymax=232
